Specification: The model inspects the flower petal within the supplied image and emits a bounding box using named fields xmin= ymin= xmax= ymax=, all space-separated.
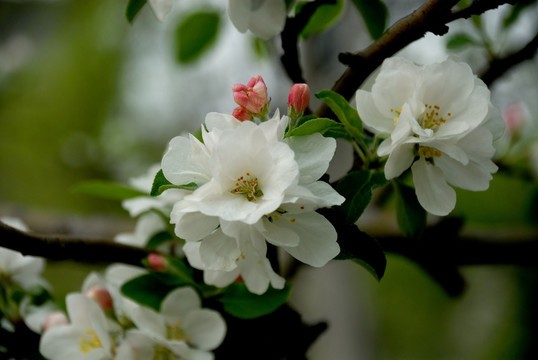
xmin=162 ymin=135 xmax=211 ymax=186
xmin=285 ymin=133 xmax=336 ymax=184
xmin=160 ymin=287 xmax=201 ymax=323
xmin=384 ymin=143 xmax=415 ymax=179
xmin=199 ymin=230 xmax=241 ymax=271
xmin=183 ymin=309 xmax=226 ymax=350
xmin=411 ymin=159 xmax=456 ymax=216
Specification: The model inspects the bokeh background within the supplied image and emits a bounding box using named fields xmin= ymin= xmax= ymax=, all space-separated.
xmin=1 ymin=0 xmax=538 ymax=358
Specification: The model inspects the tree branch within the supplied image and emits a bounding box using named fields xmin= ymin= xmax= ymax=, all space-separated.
xmin=316 ymin=0 xmax=518 ymax=117
xmin=0 ymin=221 xmax=149 ymax=266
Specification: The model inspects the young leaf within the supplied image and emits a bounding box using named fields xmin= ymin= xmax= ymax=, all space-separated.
xmin=175 ymin=11 xmax=220 ymax=64
xmin=146 ymin=230 xmax=174 ymax=250
xmin=315 ymin=90 xmax=363 ymax=138
xmin=446 ymin=33 xmax=477 ymax=50
xmin=218 ymin=283 xmax=291 ymax=319
xmin=296 ymin=0 xmax=344 ymax=39
xmin=72 ymin=181 xmax=147 ymax=200
xmin=350 ymin=0 xmax=388 ymax=40
xmin=335 ymin=170 xmax=388 ymax=225
xmin=150 ymin=169 xmax=198 ymax=196
xmin=126 ymin=0 xmax=146 ymax=23
xmin=289 ymin=117 xmax=344 ymax=137
xmin=121 ymin=274 xmax=176 ymax=310
xmin=393 ymin=181 xmax=427 ymax=239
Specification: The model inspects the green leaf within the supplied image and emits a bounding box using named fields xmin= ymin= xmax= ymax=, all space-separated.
xmin=351 ymin=0 xmax=388 ymax=39
xmin=335 ymin=170 xmax=388 ymax=225
xmin=126 ymin=0 xmax=146 ymax=23
xmin=503 ymin=0 xmax=536 ymax=28
xmin=72 ymin=181 xmax=147 ymax=200
xmin=315 ymin=90 xmax=363 ymax=138
xmin=146 ymin=230 xmax=174 ymax=249
xmin=446 ymin=33 xmax=477 ymax=49
xmin=150 ymin=169 xmax=198 ymax=196
xmin=121 ymin=274 xmax=176 ymax=310
xmin=297 ymin=0 xmax=344 ymax=39
xmin=218 ymin=283 xmax=291 ymax=319
xmin=393 ymin=181 xmax=427 ymax=239
xmin=289 ymin=117 xmax=345 ymax=137
xmin=175 ymin=11 xmax=220 ymax=64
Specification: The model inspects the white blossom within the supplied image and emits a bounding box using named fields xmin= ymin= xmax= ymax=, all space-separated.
xmin=227 ymin=0 xmax=287 ymax=40
xmin=161 ymin=111 xmax=344 ymax=294
xmin=356 ymin=57 xmax=504 ymax=216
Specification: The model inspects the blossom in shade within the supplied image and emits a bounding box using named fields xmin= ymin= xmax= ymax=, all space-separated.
xmin=356 ymin=57 xmax=504 ymax=216
xmin=227 ymin=0 xmax=287 ymax=40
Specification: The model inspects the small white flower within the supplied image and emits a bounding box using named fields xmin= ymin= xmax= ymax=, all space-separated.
xmin=0 ymin=246 xmax=48 ymax=292
xmin=228 ymin=0 xmax=287 ymax=39
xmin=161 ymin=111 xmax=344 ymax=294
xmin=356 ymin=57 xmax=504 ymax=216
xmin=129 ymin=287 xmax=226 ymax=360
xmin=39 ymin=294 xmax=115 ymax=360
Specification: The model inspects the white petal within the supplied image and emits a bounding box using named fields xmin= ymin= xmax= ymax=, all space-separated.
xmin=183 ymin=242 xmax=204 ymax=270
xmin=355 ymin=90 xmax=394 ymax=133
xmin=116 ymin=330 xmax=157 ymax=360
xmin=261 ymin=217 xmax=300 ymax=247
xmin=162 ymin=135 xmax=211 ymax=186
xmin=384 ymin=143 xmax=415 ymax=179
xmin=411 ymin=159 xmax=456 ymax=216
xmin=227 ymin=0 xmax=250 ymax=33
xmin=204 ymin=268 xmax=240 ymax=288
xmin=183 ymin=309 xmax=226 ymax=350
xmin=258 ymin=109 xmax=288 ymax=142
xmin=199 ymin=230 xmax=241 ymax=271
xmin=285 ymin=133 xmax=336 ymax=184
xmin=172 ymin=210 xmax=219 ymax=241
xmin=279 ymin=212 xmax=339 ymax=267
xmin=130 ymin=306 xmax=167 ymax=339
xmin=435 ymin=155 xmax=493 ymax=191
xmin=39 ymin=325 xmax=109 ymax=360
xmin=245 ymin=0 xmax=286 ymax=39
xmin=204 ymin=112 xmax=242 ymax=132
xmin=161 ymin=287 xmax=200 ymax=323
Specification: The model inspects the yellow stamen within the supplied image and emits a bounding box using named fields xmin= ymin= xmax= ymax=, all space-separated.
xmin=79 ymin=329 xmax=102 ymax=354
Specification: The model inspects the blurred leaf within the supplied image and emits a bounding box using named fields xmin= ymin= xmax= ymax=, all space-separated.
xmin=446 ymin=33 xmax=477 ymax=49
xmin=315 ymin=90 xmax=363 ymax=139
xmin=297 ymin=0 xmax=343 ymax=39
xmin=503 ymin=0 xmax=536 ymax=28
xmin=334 ymin=226 xmax=386 ymax=281
xmin=351 ymin=0 xmax=388 ymax=39
xmin=121 ymin=274 xmax=175 ymax=310
xmin=289 ymin=117 xmax=345 ymax=137
xmin=146 ymin=230 xmax=174 ymax=249
xmin=150 ymin=169 xmax=198 ymax=196
xmin=218 ymin=283 xmax=291 ymax=319
xmin=72 ymin=181 xmax=146 ymax=200
xmin=252 ymin=37 xmax=270 ymax=59
xmin=393 ymin=181 xmax=426 ymax=239
xmin=175 ymin=11 xmax=220 ymax=64
xmin=126 ymin=0 xmax=146 ymax=23
xmin=335 ymin=170 xmax=388 ymax=225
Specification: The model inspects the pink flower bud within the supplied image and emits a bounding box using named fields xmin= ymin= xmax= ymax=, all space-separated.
xmin=43 ymin=311 xmax=68 ymax=332
xmin=148 ymin=252 xmax=167 ymax=271
xmin=85 ymin=286 xmax=113 ymax=311
xmin=232 ymin=106 xmax=252 ymax=121
xmin=288 ymin=83 xmax=310 ymax=113
xmin=232 ymin=75 xmax=268 ymax=115
xmin=503 ymin=102 xmax=529 ymax=134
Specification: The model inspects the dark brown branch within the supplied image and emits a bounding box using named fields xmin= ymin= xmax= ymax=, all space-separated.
xmin=480 ymin=31 xmax=538 ymax=86
xmin=0 ymin=221 xmax=149 ymax=266
xmin=316 ymin=0 xmax=517 ymax=117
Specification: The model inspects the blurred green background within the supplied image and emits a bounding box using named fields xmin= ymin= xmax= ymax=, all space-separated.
xmin=1 ymin=0 xmax=537 ymax=359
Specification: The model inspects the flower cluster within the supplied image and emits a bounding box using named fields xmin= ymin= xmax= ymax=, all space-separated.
xmin=159 ymin=77 xmax=344 ymax=294
xmin=356 ymin=57 xmax=504 ymax=216
xmin=39 ymin=264 xmax=226 ymax=360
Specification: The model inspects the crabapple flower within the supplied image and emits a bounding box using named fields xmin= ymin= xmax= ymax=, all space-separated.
xmin=232 ymin=75 xmax=269 ymax=116
xmin=129 ymin=287 xmax=226 ymax=359
xmin=228 ymin=0 xmax=287 ymax=40
xmin=39 ymin=293 xmax=115 ymax=360
xmin=356 ymin=57 xmax=503 ymax=216
xmin=0 ymin=246 xmax=48 ymax=292
xmin=161 ymin=110 xmax=344 ymax=293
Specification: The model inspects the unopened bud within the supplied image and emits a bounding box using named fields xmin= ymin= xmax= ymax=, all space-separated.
xmin=232 ymin=75 xmax=268 ymax=115
xmin=232 ymin=106 xmax=252 ymax=121
xmin=148 ymin=252 xmax=167 ymax=271
xmin=43 ymin=311 xmax=68 ymax=332
xmin=85 ymin=286 xmax=113 ymax=311
xmin=503 ymin=102 xmax=530 ymax=135
xmin=288 ymin=83 xmax=310 ymax=114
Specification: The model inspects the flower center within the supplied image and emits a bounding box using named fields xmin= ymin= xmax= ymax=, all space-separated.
xmin=167 ymin=322 xmax=191 ymax=342
xmin=231 ymin=173 xmax=263 ymax=202
xmin=418 ymin=145 xmax=441 ymax=164
xmin=79 ymin=329 xmax=103 ymax=354
xmin=153 ymin=345 xmax=181 ymax=360
xmin=390 ymin=106 xmax=402 ymax=126
xmin=419 ymin=104 xmax=451 ymax=130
